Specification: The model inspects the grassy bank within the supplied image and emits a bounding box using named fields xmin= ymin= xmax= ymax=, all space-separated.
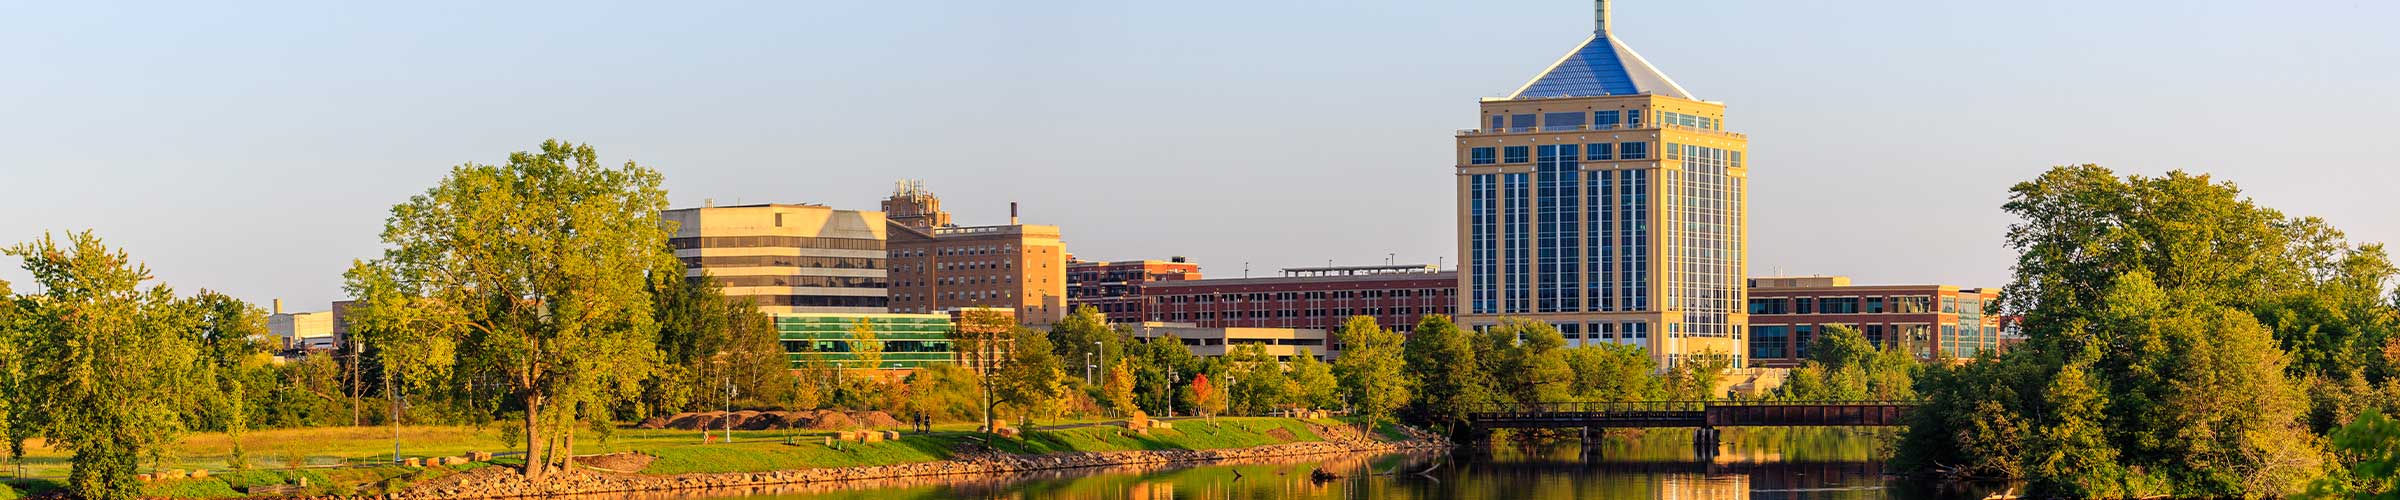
xmin=5 ymin=417 xmax=1395 ymax=498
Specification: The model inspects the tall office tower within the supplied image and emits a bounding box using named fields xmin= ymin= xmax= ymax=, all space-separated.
xmin=882 ymin=182 xmax=1070 ymax=325
xmin=1456 ymin=1 xmax=1750 ymax=367
xmin=665 ymin=204 xmax=891 ymax=315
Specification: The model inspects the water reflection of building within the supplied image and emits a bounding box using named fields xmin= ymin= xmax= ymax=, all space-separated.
xmin=1659 ymin=474 xmax=1748 ymax=500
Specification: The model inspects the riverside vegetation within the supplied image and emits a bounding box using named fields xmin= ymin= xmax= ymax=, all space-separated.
xmin=2 ymin=141 xmax=2397 ymax=499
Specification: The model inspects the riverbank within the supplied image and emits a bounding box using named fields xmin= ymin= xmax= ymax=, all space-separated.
xmin=392 ymin=418 xmax=1448 ymax=499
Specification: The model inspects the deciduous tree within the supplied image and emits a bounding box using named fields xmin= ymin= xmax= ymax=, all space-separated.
xmin=5 ymin=232 xmax=208 ymax=499
xmin=346 ymin=140 xmax=674 ymax=480
xmin=1333 ymin=316 xmax=1409 ymax=428
xmin=1287 ymin=347 xmax=1338 ymax=411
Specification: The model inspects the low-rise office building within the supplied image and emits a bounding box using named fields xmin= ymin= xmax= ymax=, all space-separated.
xmin=267 ymin=299 xmax=340 ymax=350
xmin=1744 ymin=276 xmax=2002 ymax=368
xmin=1141 ymin=265 xmax=1457 ymax=334
xmin=1130 ymin=322 xmax=1333 ymax=362
xmin=1067 ymin=256 xmax=1201 ymax=324
xmin=665 ymin=203 xmax=890 ymax=315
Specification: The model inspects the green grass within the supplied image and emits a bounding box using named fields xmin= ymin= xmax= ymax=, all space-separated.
xmin=641 ymin=417 xmax=1335 ymax=474
xmin=640 ymin=435 xmax=968 ymax=474
xmin=31 ymin=416 xmax=1402 ymax=498
xmin=142 ymin=478 xmax=245 ymax=499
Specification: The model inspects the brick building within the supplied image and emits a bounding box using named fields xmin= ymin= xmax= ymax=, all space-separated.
xmin=1745 ymin=276 xmax=2003 ymax=368
xmin=1067 ymin=256 xmax=1201 ymax=324
xmin=882 ymin=181 xmax=1069 ymax=324
xmin=1141 ymin=265 xmax=1457 ymax=334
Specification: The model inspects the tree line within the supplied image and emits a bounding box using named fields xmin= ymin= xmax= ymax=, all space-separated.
xmin=8 ymin=143 xmax=2398 ymax=498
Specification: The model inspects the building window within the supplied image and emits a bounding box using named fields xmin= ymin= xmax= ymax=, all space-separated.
xmin=1594 ymin=111 xmax=1620 ymax=130
xmin=1469 ymin=147 xmax=1497 ymax=165
xmin=1490 ymin=115 xmax=1503 ymax=131
xmin=1543 ymin=112 xmax=1586 ymax=131
xmin=1619 ymin=142 xmax=1649 ymax=160
xmin=1627 ymin=109 xmax=1644 ymax=128
xmin=1503 ymin=146 xmax=1530 ymax=164
xmin=1750 ymin=325 xmax=1789 ymax=359
xmin=1864 ymin=296 xmax=1886 ymax=313
xmin=1509 ymin=114 xmax=1536 ymax=132
xmin=1586 ymin=143 xmax=1613 ymax=161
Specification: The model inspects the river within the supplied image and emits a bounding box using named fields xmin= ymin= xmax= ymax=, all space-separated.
xmin=548 ymin=428 xmax=2016 ymax=499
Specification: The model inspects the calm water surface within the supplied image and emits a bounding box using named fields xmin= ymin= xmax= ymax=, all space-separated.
xmin=567 ymin=428 xmax=2015 ymax=499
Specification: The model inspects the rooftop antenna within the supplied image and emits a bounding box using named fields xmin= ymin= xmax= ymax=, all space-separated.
xmin=1595 ymin=0 xmax=1612 ymax=35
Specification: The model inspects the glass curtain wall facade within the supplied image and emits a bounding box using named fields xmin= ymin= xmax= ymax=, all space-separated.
xmin=775 ymin=313 xmax=957 ymax=370
xmin=1454 ymin=4 xmax=1747 ymax=367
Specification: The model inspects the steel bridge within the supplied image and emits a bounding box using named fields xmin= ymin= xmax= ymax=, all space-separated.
xmin=1466 ymin=400 xmax=1917 ymax=430
xmin=1464 ymin=400 xmax=1919 ymax=453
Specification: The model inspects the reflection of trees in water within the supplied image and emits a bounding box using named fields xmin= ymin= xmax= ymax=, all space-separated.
xmin=543 ymin=429 xmax=2003 ymax=500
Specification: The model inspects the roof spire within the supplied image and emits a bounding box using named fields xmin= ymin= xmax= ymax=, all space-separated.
xmin=1596 ymin=0 xmax=1612 ymax=35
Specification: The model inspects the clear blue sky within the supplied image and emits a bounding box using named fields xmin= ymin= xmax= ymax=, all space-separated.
xmin=4 ymin=0 xmax=2395 ymax=310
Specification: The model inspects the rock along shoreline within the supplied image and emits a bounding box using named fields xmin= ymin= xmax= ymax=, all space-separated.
xmin=386 ymin=425 xmax=1453 ymax=500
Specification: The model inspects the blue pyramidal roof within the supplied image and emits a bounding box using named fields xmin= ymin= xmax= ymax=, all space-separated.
xmin=1509 ymin=34 xmax=1694 ymax=101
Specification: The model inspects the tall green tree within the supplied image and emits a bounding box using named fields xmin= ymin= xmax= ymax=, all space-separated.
xmin=1101 ymin=360 xmax=1138 ymax=416
xmin=1049 ymin=306 xmax=1122 ymax=387
xmin=187 ymin=291 xmax=270 ymax=469
xmin=1226 ymin=344 xmax=1292 ymax=415
xmin=1901 ymin=166 xmax=2348 ymax=497
xmin=1776 ymin=325 xmax=1914 ymax=401
xmin=2025 ymin=363 xmax=2124 ymax=498
xmin=848 ymin=320 xmax=884 ymax=372
xmin=1403 ymin=315 xmax=1494 ymax=431
xmin=1287 ymin=347 xmax=1339 ymax=411
xmin=997 ymin=326 xmax=1066 ymax=427
xmin=1481 ymin=319 xmax=1574 ymax=406
xmin=1562 ymin=342 xmax=1657 ymax=402
xmin=1127 ymin=332 xmax=1201 ymax=417
xmin=902 ymin=363 xmax=981 ymax=422
xmin=345 ymin=140 xmax=674 ymax=480
xmin=5 ymin=232 xmax=208 ymax=499
xmin=1333 ymin=316 xmax=1409 ymax=428
xmin=2301 ymin=410 xmax=2400 ymax=499
xmin=645 ymin=272 xmax=789 ymax=415
xmin=951 ymin=308 xmax=1016 ymax=431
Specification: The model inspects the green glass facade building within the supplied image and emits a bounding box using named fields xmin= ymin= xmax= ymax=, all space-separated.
xmin=774 ymin=313 xmax=958 ymax=370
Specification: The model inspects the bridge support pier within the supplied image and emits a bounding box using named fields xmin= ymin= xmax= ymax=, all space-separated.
xmin=1694 ymin=427 xmax=1720 ymax=459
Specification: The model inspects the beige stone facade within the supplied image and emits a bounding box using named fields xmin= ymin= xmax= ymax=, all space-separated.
xmin=665 ymin=204 xmax=890 ymax=315
xmin=1130 ymin=322 xmax=1333 ymax=362
xmin=882 ymin=184 xmax=1068 ymax=325
xmin=268 ymin=309 xmax=339 ymax=350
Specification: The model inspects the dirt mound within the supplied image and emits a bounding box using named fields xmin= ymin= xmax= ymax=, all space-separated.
xmin=849 ymin=411 xmax=903 ymax=429
xmin=1265 ymin=428 xmax=1299 ymax=442
xmin=805 ymin=411 xmax=858 ymax=430
xmin=573 ymin=452 xmax=655 ymax=473
xmin=636 ymin=416 xmax=669 ymax=429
